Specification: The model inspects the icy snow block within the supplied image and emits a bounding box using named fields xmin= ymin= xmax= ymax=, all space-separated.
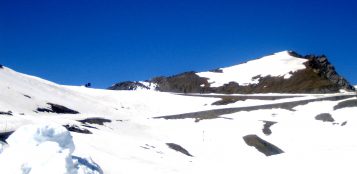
xmin=6 ymin=124 xmax=75 ymax=153
xmin=0 ymin=124 xmax=77 ymax=174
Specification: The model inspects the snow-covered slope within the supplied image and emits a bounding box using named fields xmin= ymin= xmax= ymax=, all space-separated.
xmin=1 ymin=66 xmax=357 ymax=174
xmin=197 ymin=51 xmax=307 ymax=87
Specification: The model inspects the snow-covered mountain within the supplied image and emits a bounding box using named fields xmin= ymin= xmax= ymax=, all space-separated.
xmin=1 ymin=52 xmax=357 ymax=174
xmin=110 ymin=51 xmax=355 ymax=93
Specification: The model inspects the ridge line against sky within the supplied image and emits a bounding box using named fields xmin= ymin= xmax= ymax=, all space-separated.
xmin=1 ymin=0 xmax=357 ymax=88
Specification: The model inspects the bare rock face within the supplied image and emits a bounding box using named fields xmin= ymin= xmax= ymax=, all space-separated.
xmin=166 ymin=143 xmax=193 ymax=157
xmin=333 ymin=99 xmax=357 ymax=110
xmin=243 ymin=134 xmax=284 ymax=156
xmin=109 ymin=51 xmax=355 ymax=94
xmin=108 ymin=81 xmax=150 ymax=90
xmin=315 ymin=113 xmax=335 ymax=122
xmin=152 ymin=72 xmax=210 ymax=93
xmin=303 ymin=54 xmax=354 ymax=92
xmin=36 ymin=103 xmax=79 ymax=114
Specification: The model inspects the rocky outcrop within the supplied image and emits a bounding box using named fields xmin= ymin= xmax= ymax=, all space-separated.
xmin=151 ymin=72 xmax=210 ymax=93
xmin=0 ymin=111 xmax=13 ymax=116
xmin=36 ymin=103 xmax=79 ymax=114
xmin=109 ymin=51 xmax=355 ymax=94
xmin=243 ymin=134 xmax=284 ymax=156
xmin=0 ymin=131 xmax=14 ymax=143
xmin=303 ymin=54 xmax=354 ymax=92
xmin=315 ymin=113 xmax=335 ymax=122
xmin=78 ymin=117 xmax=112 ymax=125
xmin=108 ymin=81 xmax=150 ymax=90
xmin=333 ymin=99 xmax=357 ymax=110
xmin=63 ymin=124 xmax=92 ymax=134
xmin=166 ymin=143 xmax=193 ymax=157
xmin=262 ymin=121 xmax=277 ymax=135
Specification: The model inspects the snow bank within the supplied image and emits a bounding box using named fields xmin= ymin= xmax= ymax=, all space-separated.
xmin=0 ymin=124 xmax=102 ymax=174
xmin=197 ymin=51 xmax=308 ymax=87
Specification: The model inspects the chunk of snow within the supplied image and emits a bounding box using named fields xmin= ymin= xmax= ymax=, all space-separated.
xmin=0 ymin=124 xmax=102 ymax=174
xmin=6 ymin=124 xmax=75 ymax=153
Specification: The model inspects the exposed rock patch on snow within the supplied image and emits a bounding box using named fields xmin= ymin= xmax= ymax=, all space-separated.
xmin=108 ymin=81 xmax=157 ymax=91
xmin=315 ymin=113 xmax=335 ymax=122
xmin=63 ymin=124 xmax=92 ymax=134
xmin=262 ymin=121 xmax=277 ymax=135
xmin=333 ymin=99 xmax=357 ymax=110
xmin=36 ymin=103 xmax=80 ymax=114
xmin=243 ymin=134 xmax=284 ymax=156
xmin=0 ymin=131 xmax=13 ymax=143
xmin=78 ymin=118 xmax=111 ymax=126
xmin=166 ymin=143 xmax=194 ymax=157
xmin=0 ymin=111 xmax=12 ymax=116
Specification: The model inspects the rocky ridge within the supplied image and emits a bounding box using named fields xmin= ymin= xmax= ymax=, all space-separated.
xmin=109 ymin=51 xmax=355 ymax=93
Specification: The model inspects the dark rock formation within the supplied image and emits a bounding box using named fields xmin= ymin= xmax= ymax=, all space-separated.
xmin=23 ymin=95 xmax=32 ymax=99
xmin=333 ymin=99 xmax=357 ymax=110
xmin=0 ymin=64 xmax=3 ymax=69
xmin=315 ymin=113 xmax=335 ymax=122
xmin=78 ymin=117 xmax=112 ymax=125
xmin=262 ymin=121 xmax=277 ymax=135
xmin=152 ymin=72 xmax=210 ymax=93
xmin=108 ymin=81 xmax=150 ymax=90
xmin=303 ymin=54 xmax=354 ymax=92
xmin=0 ymin=131 xmax=14 ymax=143
xmin=37 ymin=103 xmax=79 ymax=114
xmin=0 ymin=111 xmax=12 ymax=116
xmin=166 ymin=143 xmax=193 ymax=157
xmin=109 ymin=51 xmax=355 ymax=94
xmin=209 ymin=68 xmax=223 ymax=73
xmin=63 ymin=124 xmax=92 ymax=134
xmin=243 ymin=134 xmax=284 ymax=156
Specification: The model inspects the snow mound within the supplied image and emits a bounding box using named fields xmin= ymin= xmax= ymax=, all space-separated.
xmin=0 ymin=124 xmax=102 ymax=174
xmin=6 ymin=124 xmax=75 ymax=153
xmin=196 ymin=51 xmax=308 ymax=87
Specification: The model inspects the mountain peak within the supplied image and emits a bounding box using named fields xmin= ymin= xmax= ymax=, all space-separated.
xmin=196 ymin=51 xmax=308 ymax=87
xmin=110 ymin=51 xmax=355 ymax=93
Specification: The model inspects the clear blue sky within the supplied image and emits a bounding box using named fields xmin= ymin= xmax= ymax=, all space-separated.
xmin=1 ymin=0 xmax=357 ymax=88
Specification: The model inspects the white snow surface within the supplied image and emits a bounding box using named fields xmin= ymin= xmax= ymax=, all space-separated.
xmin=197 ymin=51 xmax=308 ymax=87
xmin=1 ymin=62 xmax=357 ymax=174
xmin=0 ymin=124 xmax=101 ymax=174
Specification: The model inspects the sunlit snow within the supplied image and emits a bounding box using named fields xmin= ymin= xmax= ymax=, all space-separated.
xmin=197 ymin=51 xmax=308 ymax=87
xmin=1 ymin=56 xmax=357 ymax=174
